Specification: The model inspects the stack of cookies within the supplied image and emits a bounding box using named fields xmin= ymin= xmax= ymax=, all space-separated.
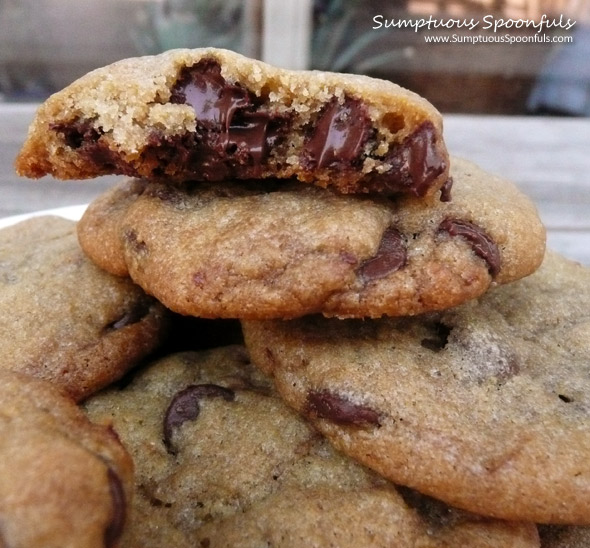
xmin=7 ymin=47 xmax=590 ymax=547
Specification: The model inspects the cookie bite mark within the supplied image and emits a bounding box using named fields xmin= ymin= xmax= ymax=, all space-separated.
xmin=438 ymin=218 xmax=501 ymax=276
xmin=163 ymin=384 xmax=235 ymax=453
xmin=302 ymin=96 xmax=372 ymax=171
xmin=104 ymin=468 xmax=127 ymax=548
xmin=305 ymin=389 xmax=381 ymax=427
xmin=357 ymin=227 xmax=407 ymax=283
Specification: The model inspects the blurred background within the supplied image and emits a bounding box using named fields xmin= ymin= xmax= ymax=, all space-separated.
xmin=0 ymin=0 xmax=588 ymax=116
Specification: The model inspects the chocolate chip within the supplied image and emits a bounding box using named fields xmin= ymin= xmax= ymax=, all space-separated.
xmin=163 ymin=384 xmax=235 ymax=453
xmin=0 ymin=265 xmax=18 ymax=285
xmin=105 ymin=301 xmax=151 ymax=331
xmin=104 ymin=468 xmax=126 ymax=548
xmin=302 ymin=96 xmax=372 ymax=170
xmin=165 ymin=60 xmax=290 ymax=179
xmin=438 ymin=218 xmax=501 ymax=276
xmin=358 ymin=227 xmax=407 ymax=282
xmin=144 ymin=183 xmax=184 ymax=206
xmin=472 ymin=352 xmax=519 ymax=384
xmin=339 ymin=251 xmax=358 ymax=266
xmin=439 ymin=177 xmax=453 ymax=202
xmin=389 ymin=121 xmax=447 ymax=196
xmin=360 ymin=121 xmax=447 ymax=196
xmin=226 ymin=111 xmax=275 ymax=167
xmin=123 ymin=228 xmax=148 ymax=256
xmin=171 ymin=60 xmax=251 ymax=127
xmin=306 ymin=389 xmax=381 ymax=427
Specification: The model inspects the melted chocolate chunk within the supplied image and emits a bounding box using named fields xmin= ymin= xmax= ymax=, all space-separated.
xmin=302 ymin=96 xmax=372 ymax=170
xmin=104 ymin=468 xmax=126 ymax=548
xmin=383 ymin=121 xmax=446 ymax=196
xmin=163 ymin=384 xmax=235 ymax=453
xmin=171 ymin=60 xmax=251 ymax=128
xmin=438 ymin=218 xmax=501 ymax=276
xmin=164 ymin=60 xmax=289 ymax=179
xmin=358 ymin=227 xmax=407 ymax=282
xmin=306 ymin=389 xmax=381 ymax=427
xmin=357 ymin=121 xmax=446 ymax=196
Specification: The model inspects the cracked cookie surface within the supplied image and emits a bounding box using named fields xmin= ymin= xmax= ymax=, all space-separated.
xmin=78 ymin=157 xmax=545 ymax=319
xmin=15 ymin=47 xmax=449 ymax=197
xmin=243 ymin=251 xmax=590 ymax=523
xmin=84 ymin=346 xmax=539 ymax=548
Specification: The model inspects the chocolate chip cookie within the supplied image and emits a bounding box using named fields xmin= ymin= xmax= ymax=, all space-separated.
xmin=243 ymin=251 xmax=590 ymax=523
xmin=0 ymin=216 xmax=168 ymax=401
xmin=15 ymin=47 xmax=449 ymax=197
xmin=84 ymin=346 xmax=539 ymax=548
xmin=78 ymin=157 xmax=545 ymax=319
xmin=0 ymin=369 xmax=132 ymax=548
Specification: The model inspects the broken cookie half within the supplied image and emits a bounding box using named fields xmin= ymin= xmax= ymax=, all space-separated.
xmin=15 ymin=47 xmax=449 ymax=197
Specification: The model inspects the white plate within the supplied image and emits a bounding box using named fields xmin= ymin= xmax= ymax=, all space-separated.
xmin=0 ymin=205 xmax=87 ymax=229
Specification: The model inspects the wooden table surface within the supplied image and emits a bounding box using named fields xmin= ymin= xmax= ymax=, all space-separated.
xmin=1 ymin=103 xmax=589 ymax=265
